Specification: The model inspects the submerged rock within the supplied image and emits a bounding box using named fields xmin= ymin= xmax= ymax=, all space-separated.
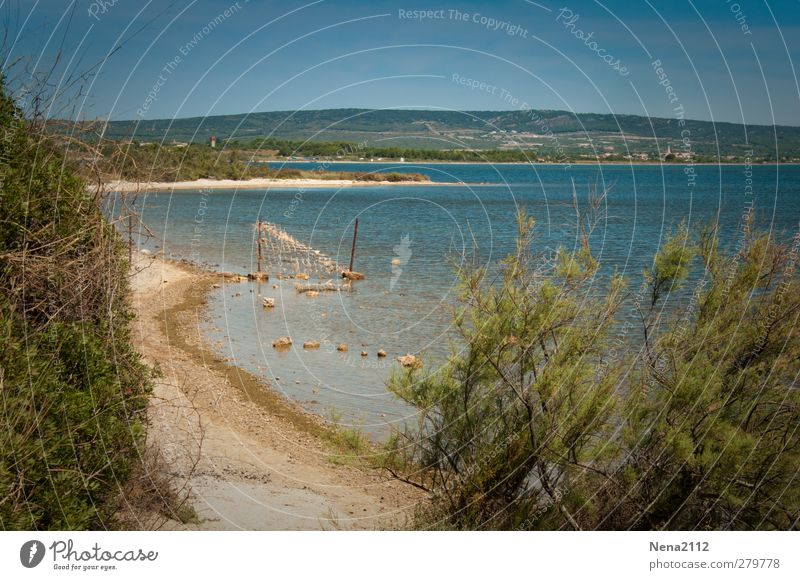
xmin=303 ymin=340 xmax=321 ymax=349
xmin=272 ymin=336 xmax=292 ymax=349
xmin=262 ymin=297 xmax=275 ymax=308
xmin=337 ymin=343 xmax=348 ymax=352
xmin=377 ymin=349 xmax=387 ymax=358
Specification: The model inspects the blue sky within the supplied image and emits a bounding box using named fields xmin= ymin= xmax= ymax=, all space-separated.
xmin=4 ymin=0 xmax=800 ymax=125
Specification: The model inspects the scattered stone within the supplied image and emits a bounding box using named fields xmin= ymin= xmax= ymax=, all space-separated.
xmin=397 ymin=354 xmax=422 ymax=369
xmin=248 ymin=272 xmax=269 ymax=281
xmin=272 ymin=284 xmax=278 ymax=289
xmin=336 ymin=343 xmax=348 ymax=352
xmin=305 ymin=290 xmax=319 ymax=298
xmin=294 ymin=272 xmax=310 ymax=280
xmin=377 ymin=349 xmax=387 ymax=358
xmin=212 ymin=283 xmax=220 ymax=289
xmin=360 ymin=351 xmax=368 ymax=357
xmin=303 ymin=340 xmax=321 ymax=349
xmin=233 ymin=292 xmax=242 ymax=297
xmin=272 ymin=336 xmax=292 ymax=349
xmin=262 ymin=297 xmax=275 ymax=308
xmin=342 ymin=270 xmax=365 ymax=281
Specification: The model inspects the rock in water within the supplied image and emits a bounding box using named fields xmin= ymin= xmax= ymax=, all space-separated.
xmin=360 ymin=351 xmax=368 ymax=357
xmin=262 ymin=297 xmax=275 ymax=308
xmin=377 ymin=349 xmax=387 ymax=358
xmin=337 ymin=343 xmax=348 ymax=352
xmin=272 ymin=336 xmax=292 ymax=349
xmin=294 ymin=272 xmax=310 ymax=280
xmin=397 ymin=354 xmax=422 ymax=369
xmin=303 ymin=340 xmax=321 ymax=349
xmin=342 ymin=270 xmax=365 ymax=281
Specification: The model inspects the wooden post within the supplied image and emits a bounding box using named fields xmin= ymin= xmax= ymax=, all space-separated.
xmin=348 ymin=217 xmax=359 ymax=272
xmin=257 ymin=219 xmax=262 ymax=273
xmin=127 ymin=210 xmax=133 ymax=263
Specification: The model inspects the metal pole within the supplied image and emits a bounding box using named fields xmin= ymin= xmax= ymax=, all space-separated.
xmin=257 ymin=219 xmax=262 ymax=272
xmin=348 ymin=218 xmax=359 ymax=272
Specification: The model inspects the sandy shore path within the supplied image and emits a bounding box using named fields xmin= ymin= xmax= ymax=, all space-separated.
xmin=130 ymin=254 xmax=418 ymax=530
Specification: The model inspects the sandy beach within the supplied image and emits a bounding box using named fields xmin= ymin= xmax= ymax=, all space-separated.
xmin=106 ymin=177 xmax=465 ymax=192
xmin=129 ymin=253 xmax=418 ymax=530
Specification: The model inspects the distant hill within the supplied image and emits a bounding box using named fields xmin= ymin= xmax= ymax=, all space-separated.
xmin=100 ymin=109 xmax=800 ymax=160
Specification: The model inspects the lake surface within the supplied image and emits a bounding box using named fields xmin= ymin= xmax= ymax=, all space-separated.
xmin=119 ymin=162 xmax=800 ymax=435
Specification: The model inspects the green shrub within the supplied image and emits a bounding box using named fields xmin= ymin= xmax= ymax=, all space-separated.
xmin=388 ymin=212 xmax=800 ymax=530
xmin=0 ymin=79 xmax=150 ymax=530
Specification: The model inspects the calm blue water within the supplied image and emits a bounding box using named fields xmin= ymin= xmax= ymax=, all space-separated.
xmin=121 ymin=163 xmax=799 ymax=435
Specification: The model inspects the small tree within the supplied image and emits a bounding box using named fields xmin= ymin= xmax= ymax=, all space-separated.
xmin=386 ymin=211 xmax=626 ymax=530
xmin=612 ymin=224 xmax=800 ymax=530
xmin=387 ymin=211 xmax=800 ymax=530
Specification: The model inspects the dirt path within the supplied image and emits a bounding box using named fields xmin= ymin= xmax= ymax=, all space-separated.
xmin=130 ymin=254 xmax=418 ymax=530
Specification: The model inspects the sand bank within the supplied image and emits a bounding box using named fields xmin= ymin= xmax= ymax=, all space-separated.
xmin=105 ymin=177 xmax=465 ymax=192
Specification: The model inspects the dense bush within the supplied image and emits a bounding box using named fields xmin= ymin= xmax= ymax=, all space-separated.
xmin=387 ymin=212 xmax=800 ymax=530
xmin=1 ymin=80 xmax=151 ymax=529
